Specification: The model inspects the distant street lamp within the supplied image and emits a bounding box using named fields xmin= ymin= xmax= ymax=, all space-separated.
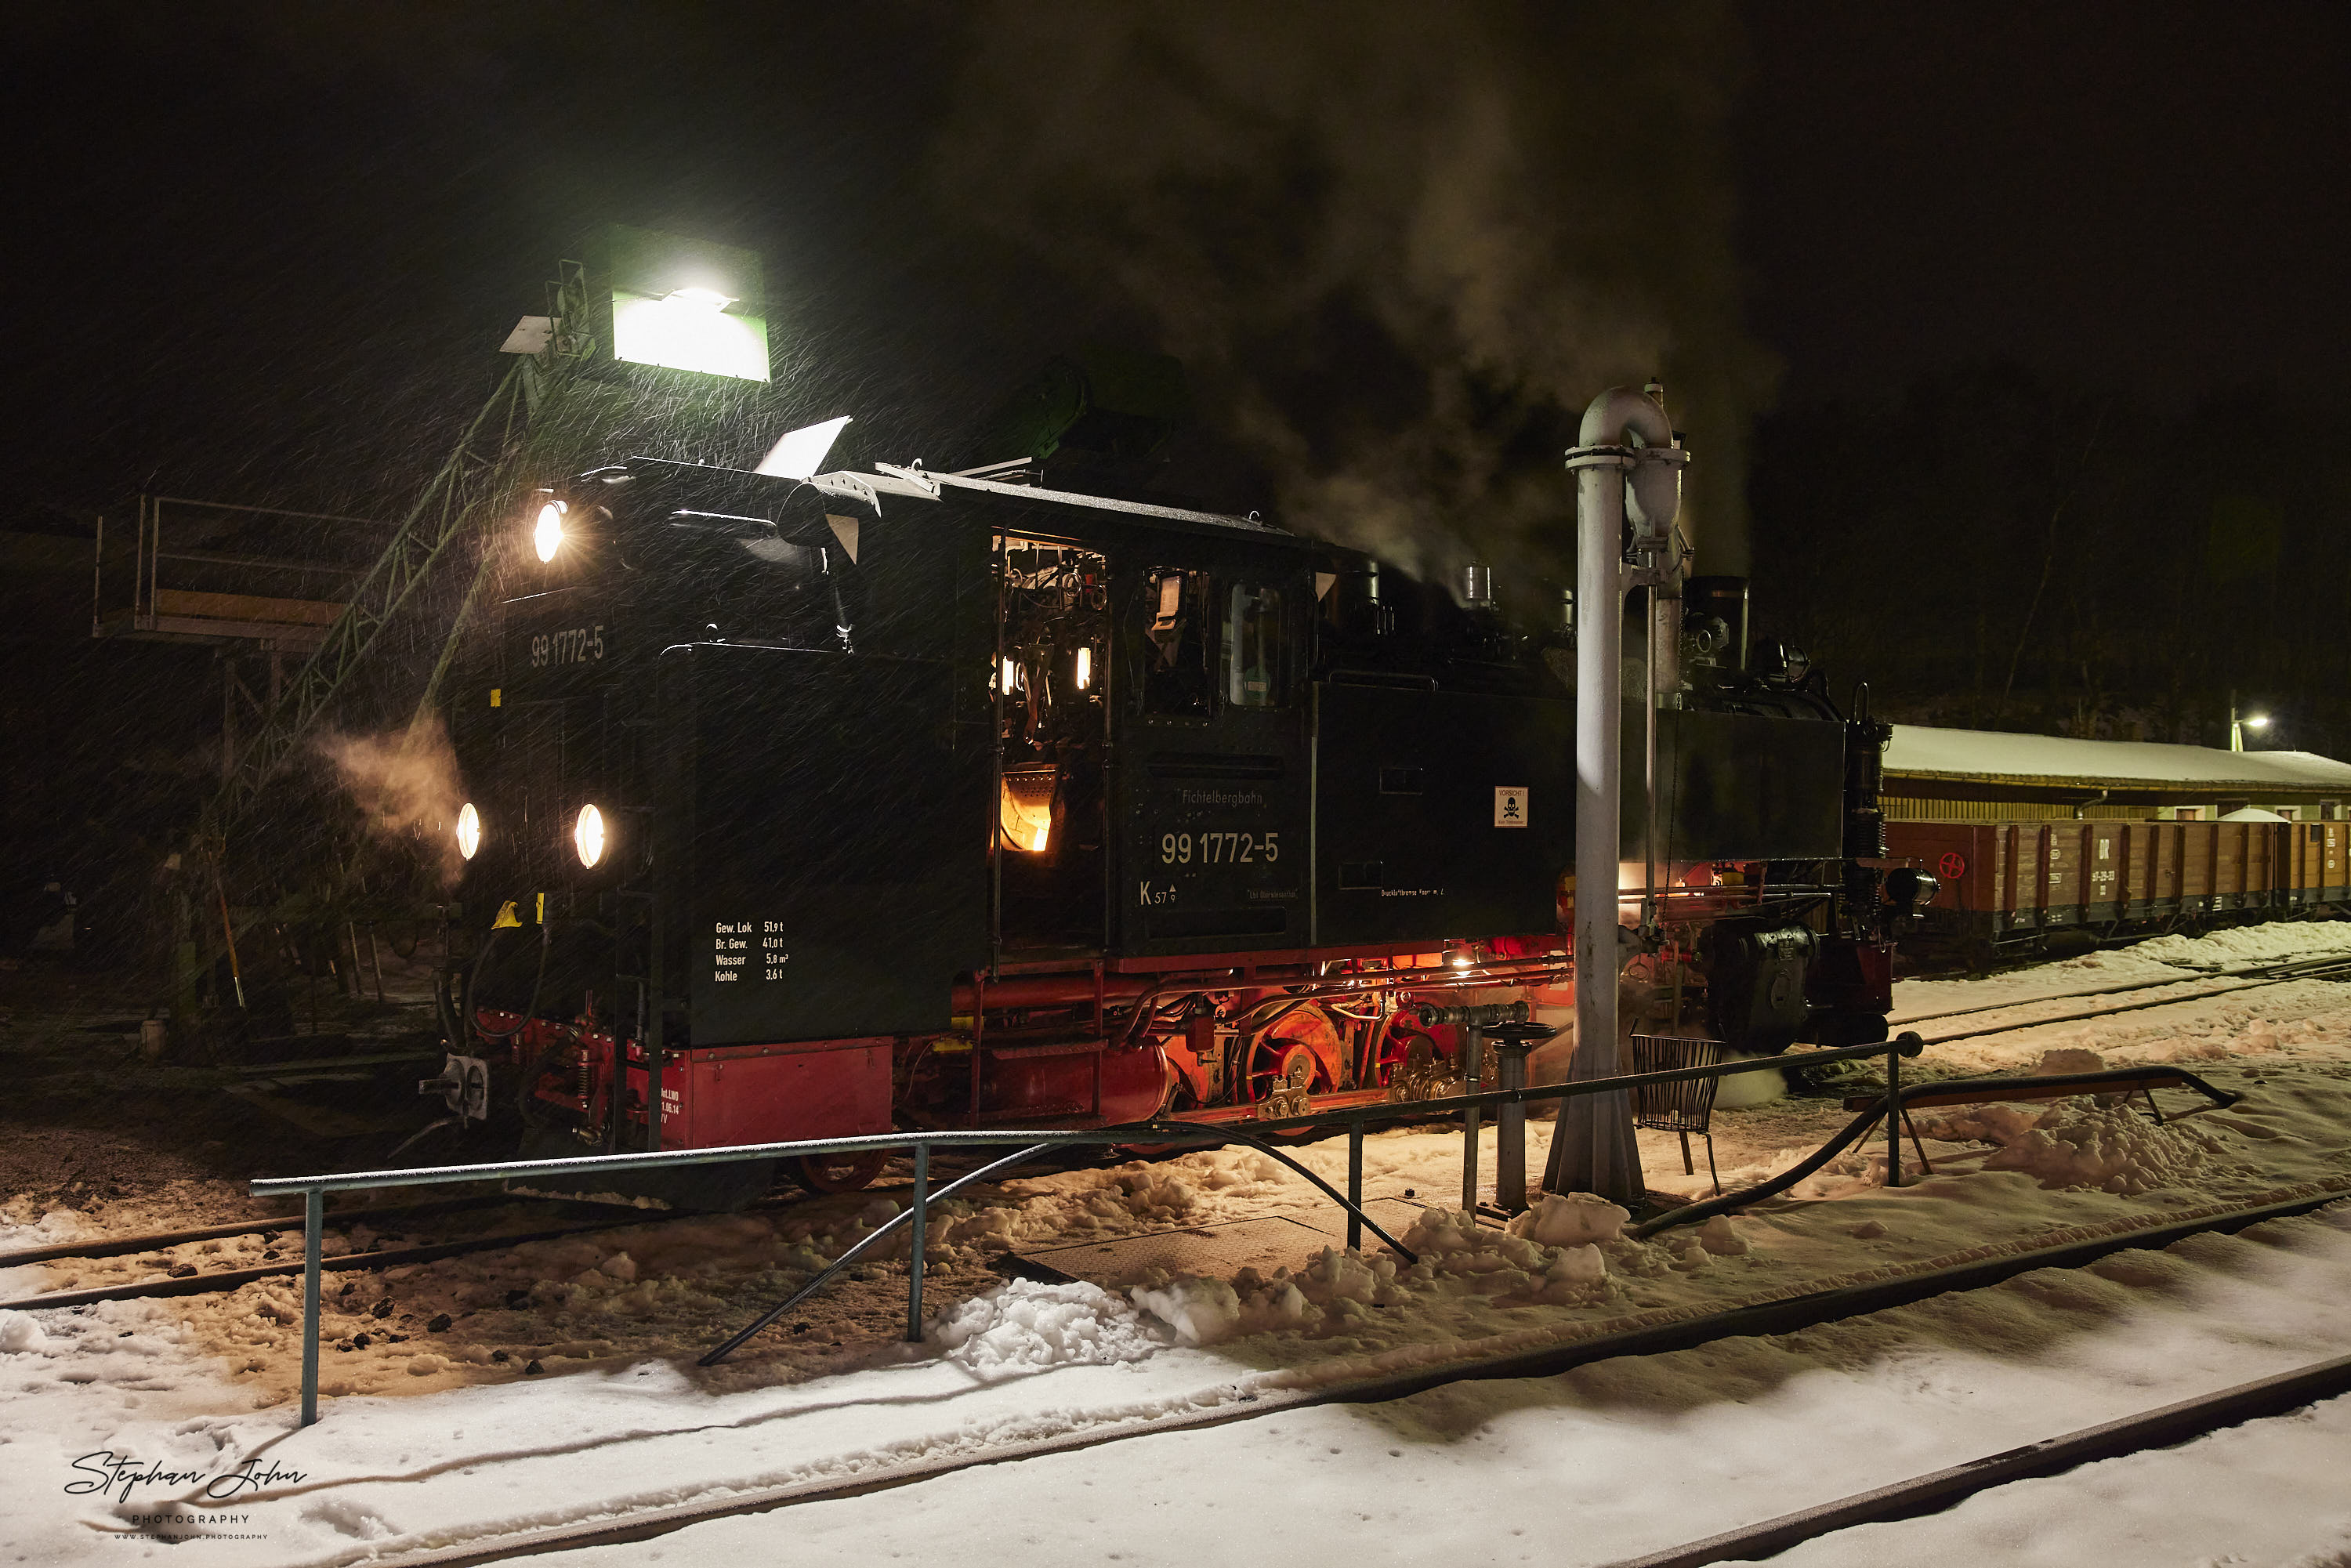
xmin=2231 ymin=700 xmax=2271 ymax=752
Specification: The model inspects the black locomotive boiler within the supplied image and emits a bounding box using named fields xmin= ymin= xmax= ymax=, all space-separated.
xmin=445 ymin=449 xmax=1915 ymax=1194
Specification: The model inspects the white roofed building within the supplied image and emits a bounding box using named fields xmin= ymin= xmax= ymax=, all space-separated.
xmin=1882 ymin=725 xmax=2351 ymax=822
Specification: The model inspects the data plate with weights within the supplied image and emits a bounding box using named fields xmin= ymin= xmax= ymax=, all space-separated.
xmin=657 ymin=642 xmax=987 ymax=1045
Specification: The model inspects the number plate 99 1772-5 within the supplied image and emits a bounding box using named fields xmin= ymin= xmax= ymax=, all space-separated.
xmin=1159 ymin=830 xmax=1278 ymax=864
xmin=526 ymin=626 xmax=604 ymax=668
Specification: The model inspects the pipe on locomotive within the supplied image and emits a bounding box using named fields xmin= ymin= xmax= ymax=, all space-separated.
xmin=1553 ymin=385 xmax=1687 ymax=1208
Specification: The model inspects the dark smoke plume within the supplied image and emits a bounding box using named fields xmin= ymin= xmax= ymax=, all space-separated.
xmin=935 ymin=1 xmax=1770 ymax=581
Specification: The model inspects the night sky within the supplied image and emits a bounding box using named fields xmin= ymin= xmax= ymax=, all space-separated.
xmin=1740 ymin=2 xmax=2351 ymax=408
xmin=13 ymin=2 xmax=2346 ymax=514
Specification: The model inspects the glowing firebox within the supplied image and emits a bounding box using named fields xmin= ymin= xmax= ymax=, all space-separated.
xmin=998 ymin=766 xmax=1056 ymax=854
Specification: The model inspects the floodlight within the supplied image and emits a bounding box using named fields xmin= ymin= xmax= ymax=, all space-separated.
xmin=610 ymin=293 xmax=769 ymax=381
xmin=2247 ymin=715 xmax=2273 ymax=730
xmin=456 ymin=802 xmax=481 ymax=860
xmin=574 ymin=804 xmax=606 ymax=869
xmin=602 ymin=226 xmax=770 ymax=382
xmin=533 ymin=498 xmax=567 ymax=563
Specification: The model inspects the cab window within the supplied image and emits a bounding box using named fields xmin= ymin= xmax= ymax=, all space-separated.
xmin=1223 ymin=581 xmax=1285 ymax=708
xmin=1140 ymin=569 xmax=1212 ymax=717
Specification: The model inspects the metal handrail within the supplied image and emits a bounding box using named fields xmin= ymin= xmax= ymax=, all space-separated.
xmin=1625 ymin=1062 xmax=2243 ymax=1240
xmin=697 ymin=1123 xmax=1425 ymax=1367
xmin=253 ymin=1031 xmax=1930 ymax=1425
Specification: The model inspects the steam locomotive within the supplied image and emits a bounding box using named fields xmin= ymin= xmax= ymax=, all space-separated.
xmin=441 ymin=439 xmax=1920 ymax=1197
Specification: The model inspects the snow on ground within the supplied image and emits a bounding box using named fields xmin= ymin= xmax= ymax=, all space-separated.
xmin=540 ymin=1204 xmax=2351 ymax=1567
xmin=1893 ymin=945 xmax=2208 ymax=1019
xmin=2132 ymin=919 xmax=2351 ymax=970
xmin=1893 ymin=915 xmax=2351 ymax=1025
xmin=1919 ymin=980 xmax=2351 ymax=1077
xmin=1889 ymin=918 xmax=2351 ymax=1081
xmin=1773 ymin=1386 xmax=2351 ymax=1568
xmin=16 ymin=1197 xmax=2351 ymax=1565
xmin=6 ymin=923 xmax=2351 ymax=1562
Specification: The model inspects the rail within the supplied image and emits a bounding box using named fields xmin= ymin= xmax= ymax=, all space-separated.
xmin=253 ymin=1031 xmax=1933 ymax=1426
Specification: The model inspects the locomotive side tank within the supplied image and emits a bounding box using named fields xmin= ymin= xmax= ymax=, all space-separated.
xmin=447 ymin=452 xmax=1904 ymax=1194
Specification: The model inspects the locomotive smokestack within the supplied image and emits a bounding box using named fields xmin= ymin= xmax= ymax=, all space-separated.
xmin=1461 ymin=561 xmax=1492 ymax=607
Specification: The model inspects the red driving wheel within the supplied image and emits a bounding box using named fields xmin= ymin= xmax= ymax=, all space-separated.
xmin=1363 ymin=1014 xmax=1418 ymax=1089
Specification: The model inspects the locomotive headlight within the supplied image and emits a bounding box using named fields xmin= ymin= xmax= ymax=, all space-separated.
xmin=573 ymin=803 xmax=607 ymax=868
xmin=455 ymin=802 xmax=481 ymax=861
xmin=533 ymin=498 xmax=567 ymax=563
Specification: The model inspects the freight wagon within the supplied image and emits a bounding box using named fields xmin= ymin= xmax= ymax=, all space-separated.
xmin=1888 ymin=817 xmax=2351 ymax=961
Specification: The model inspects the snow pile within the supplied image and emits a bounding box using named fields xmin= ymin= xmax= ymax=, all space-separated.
xmin=1695 ymin=1215 xmax=1750 ymax=1256
xmin=1548 ymin=1243 xmax=1608 ymax=1286
xmin=0 ymin=1206 xmax=92 ymax=1248
xmin=1294 ymin=1246 xmax=1383 ymax=1305
xmin=1915 ymin=1095 xmax=2238 ymax=1194
xmin=929 ymin=1280 xmax=1164 ymax=1374
xmin=920 ymin=1150 xmax=1296 ymax=1262
xmin=1710 ymin=1052 xmax=1788 ymax=1109
xmin=0 ymin=1309 xmax=48 ymax=1353
xmin=1129 ymin=1244 xmax=1417 ymax=1345
xmin=1400 ymin=1206 xmax=1486 ymax=1258
xmin=1393 ymin=1204 xmax=1737 ymax=1304
xmin=1131 ymin=1272 xmax=1310 ymax=1345
xmin=1914 ymin=1102 xmax=2045 ymax=1147
xmin=1505 ymin=1191 xmax=1629 ymax=1248
xmin=1129 ymin=1276 xmax=1244 ymax=1344
xmin=2131 ymin=918 xmax=2351 ymax=971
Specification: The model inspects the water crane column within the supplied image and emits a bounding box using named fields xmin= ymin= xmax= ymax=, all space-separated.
xmin=1545 ymin=386 xmax=1686 ymax=1208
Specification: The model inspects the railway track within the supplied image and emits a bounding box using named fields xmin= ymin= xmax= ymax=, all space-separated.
xmin=323 ymin=1182 xmax=2351 ymax=1568
xmin=0 ymin=1200 xmax=653 ymax=1314
xmin=0 ymin=1150 xmax=1038 ymax=1316
xmin=0 ymin=1193 xmax=531 ymax=1270
xmin=1611 ymin=1348 xmax=2351 ymax=1567
xmin=1886 ymin=950 xmax=2351 ymax=1049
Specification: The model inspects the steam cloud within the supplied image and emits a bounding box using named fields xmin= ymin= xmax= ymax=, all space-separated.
xmin=935 ymin=1 xmax=1770 ymax=580
xmin=317 ymin=717 xmax=465 ymax=882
